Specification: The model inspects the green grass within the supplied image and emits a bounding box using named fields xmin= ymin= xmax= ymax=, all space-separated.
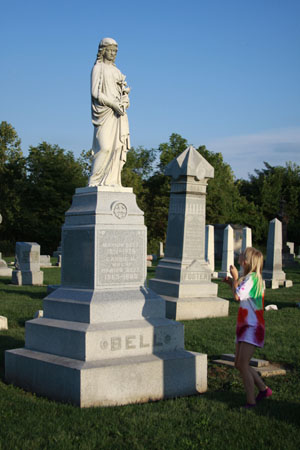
xmin=0 ymin=265 xmax=300 ymax=450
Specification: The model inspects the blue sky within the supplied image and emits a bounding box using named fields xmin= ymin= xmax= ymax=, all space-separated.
xmin=1 ymin=0 xmax=299 ymax=179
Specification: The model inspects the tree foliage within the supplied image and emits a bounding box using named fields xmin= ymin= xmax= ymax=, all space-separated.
xmin=0 ymin=122 xmax=26 ymax=245
xmin=238 ymin=162 xmax=300 ymax=244
xmin=1 ymin=122 xmax=299 ymax=254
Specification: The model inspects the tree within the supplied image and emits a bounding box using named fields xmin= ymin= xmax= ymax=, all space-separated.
xmin=23 ymin=142 xmax=87 ymax=253
xmin=238 ymin=162 xmax=300 ymax=245
xmin=0 ymin=122 xmax=26 ymax=250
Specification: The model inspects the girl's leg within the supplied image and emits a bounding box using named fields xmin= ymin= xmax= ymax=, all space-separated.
xmin=235 ymin=342 xmax=256 ymax=404
xmin=248 ymin=366 xmax=267 ymax=392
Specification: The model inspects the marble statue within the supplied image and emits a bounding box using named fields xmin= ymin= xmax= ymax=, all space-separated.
xmin=88 ymin=38 xmax=130 ymax=187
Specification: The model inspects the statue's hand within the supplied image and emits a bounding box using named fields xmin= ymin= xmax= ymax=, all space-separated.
xmin=113 ymin=103 xmax=125 ymax=116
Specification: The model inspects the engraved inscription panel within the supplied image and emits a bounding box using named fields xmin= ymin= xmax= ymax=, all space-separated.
xmin=97 ymin=229 xmax=145 ymax=286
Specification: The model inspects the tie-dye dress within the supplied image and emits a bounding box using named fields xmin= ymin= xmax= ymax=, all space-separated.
xmin=235 ymin=273 xmax=265 ymax=347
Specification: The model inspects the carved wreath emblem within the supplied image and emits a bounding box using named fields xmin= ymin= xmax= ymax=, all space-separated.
xmin=112 ymin=202 xmax=127 ymax=219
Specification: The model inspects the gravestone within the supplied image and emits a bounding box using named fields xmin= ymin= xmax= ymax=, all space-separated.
xmin=159 ymin=242 xmax=164 ymax=258
xmin=149 ymin=146 xmax=228 ymax=320
xmin=239 ymin=227 xmax=252 ymax=275
xmin=12 ymin=242 xmax=43 ymax=285
xmin=218 ymin=225 xmax=234 ymax=278
xmin=213 ymin=224 xmax=243 ymax=259
xmin=40 ymin=255 xmax=52 ymax=268
xmin=262 ymin=218 xmax=292 ymax=288
xmin=205 ymin=225 xmax=217 ymax=277
xmin=0 ymin=214 xmax=13 ymax=277
xmin=0 ymin=316 xmax=8 ymax=330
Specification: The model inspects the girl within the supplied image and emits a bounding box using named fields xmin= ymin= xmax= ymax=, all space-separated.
xmin=224 ymin=247 xmax=272 ymax=408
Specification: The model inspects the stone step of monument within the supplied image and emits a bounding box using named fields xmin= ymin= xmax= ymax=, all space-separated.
xmin=5 ymin=347 xmax=207 ymax=407
xmin=221 ymin=354 xmax=270 ymax=367
xmin=44 ymin=287 xmax=166 ymax=323
xmin=150 ymin=277 xmax=218 ymax=298
xmin=25 ymin=317 xmax=184 ymax=362
xmin=212 ymin=358 xmax=286 ymax=377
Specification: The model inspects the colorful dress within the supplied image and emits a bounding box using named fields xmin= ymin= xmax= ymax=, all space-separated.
xmin=235 ymin=273 xmax=265 ymax=347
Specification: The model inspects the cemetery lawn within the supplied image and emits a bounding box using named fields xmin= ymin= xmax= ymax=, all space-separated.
xmin=0 ymin=265 xmax=300 ymax=450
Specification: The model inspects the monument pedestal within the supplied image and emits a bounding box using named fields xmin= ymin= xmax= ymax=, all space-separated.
xmin=5 ymin=186 xmax=207 ymax=406
xmin=149 ymin=147 xmax=228 ymax=320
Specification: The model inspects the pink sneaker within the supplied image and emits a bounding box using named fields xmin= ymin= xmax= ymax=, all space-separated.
xmin=256 ymin=387 xmax=272 ymax=403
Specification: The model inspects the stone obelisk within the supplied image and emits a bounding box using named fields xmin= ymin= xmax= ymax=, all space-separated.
xmin=149 ymin=146 xmax=228 ymax=320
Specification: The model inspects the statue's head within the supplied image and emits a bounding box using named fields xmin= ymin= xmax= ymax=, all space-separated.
xmin=96 ymin=38 xmax=118 ymax=63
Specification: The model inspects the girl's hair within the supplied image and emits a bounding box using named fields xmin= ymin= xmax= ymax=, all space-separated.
xmin=241 ymin=246 xmax=264 ymax=296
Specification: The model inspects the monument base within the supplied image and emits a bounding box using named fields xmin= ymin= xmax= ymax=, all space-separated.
xmin=163 ymin=296 xmax=229 ymax=320
xmin=12 ymin=270 xmax=44 ymax=285
xmin=5 ymin=348 xmax=207 ymax=407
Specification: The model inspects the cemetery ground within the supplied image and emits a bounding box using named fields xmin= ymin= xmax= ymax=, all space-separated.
xmin=0 ymin=260 xmax=300 ymax=450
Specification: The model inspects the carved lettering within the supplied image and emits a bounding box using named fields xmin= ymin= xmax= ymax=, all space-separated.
xmin=111 ymin=337 xmax=121 ymax=351
xmin=140 ymin=335 xmax=150 ymax=348
xmin=125 ymin=335 xmax=136 ymax=349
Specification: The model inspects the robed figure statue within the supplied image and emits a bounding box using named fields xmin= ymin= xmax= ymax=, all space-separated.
xmin=88 ymin=37 xmax=130 ymax=187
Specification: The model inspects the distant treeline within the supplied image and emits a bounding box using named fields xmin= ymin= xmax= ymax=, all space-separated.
xmin=1 ymin=122 xmax=299 ymax=255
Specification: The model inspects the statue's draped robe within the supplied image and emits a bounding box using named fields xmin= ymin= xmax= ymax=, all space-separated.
xmin=89 ymin=62 xmax=130 ymax=186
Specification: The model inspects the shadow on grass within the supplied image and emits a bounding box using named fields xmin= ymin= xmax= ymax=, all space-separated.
xmin=204 ymin=390 xmax=300 ymax=427
xmin=0 ymin=334 xmax=25 ymax=380
xmin=0 ymin=287 xmax=45 ymax=300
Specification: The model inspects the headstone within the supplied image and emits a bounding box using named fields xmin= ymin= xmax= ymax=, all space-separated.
xmin=5 ymin=39 xmax=206 ymax=407
xmin=286 ymin=242 xmax=294 ymax=256
xmin=205 ymin=225 xmax=217 ymax=277
xmin=159 ymin=241 xmax=164 ymax=258
xmin=218 ymin=225 xmax=234 ymax=278
xmin=239 ymin=227 xmax=252 ymax=275
xmin=214 ymin=224 xmax=243 ymax=259
xmin=146 ymin=255 xmax=152 ymax=267
xmin=12 ymin=242 xmax=44 ymax=285
xmin=149 ymin=146 xmax=228 ymax=320
xmin=0 ymin=316 xmax=8 ymax=330
xmin=0 ymin=252 xmax=13 ymax=277
xmin=262 ymin=218 xmax=292 ymax=288
xmin=0 ymin=214 xmax=13 ymax=277
xmin=40 ymin=255 xmax=52 ymax=268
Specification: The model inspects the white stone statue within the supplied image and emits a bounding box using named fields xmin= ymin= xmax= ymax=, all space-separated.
xmin=88 ymin=37 xmax=131 ymax=187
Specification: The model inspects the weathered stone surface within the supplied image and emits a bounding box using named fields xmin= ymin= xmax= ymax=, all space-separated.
xmin=220 ymin=353 xmax=269 ymax=367
xmin=218 ymin=225 xmax=234 ymax=278
xmin=40 ymin=255 xmax=52 ymax=268
xmin=263 ymin=218 xmax=292 ymax=287
xmin=0 ymin=316 xmax=8 ymax=330
xmin=165 ymin=297 xmax=229 ymax=320
xmin=12 ymin=242 xmax=43 ymax=286
xmin=0 ymin=253 xmax=12 ymax=276
xmin=239 ymin=227 xmax=252 ymax=275
xmin=5 ymin=348 xmax=207 ymax=407
xmin=205 ymin=225 xmax=215 ymax=273
xmin=149 ymin=146 xmax=228 ymax=320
